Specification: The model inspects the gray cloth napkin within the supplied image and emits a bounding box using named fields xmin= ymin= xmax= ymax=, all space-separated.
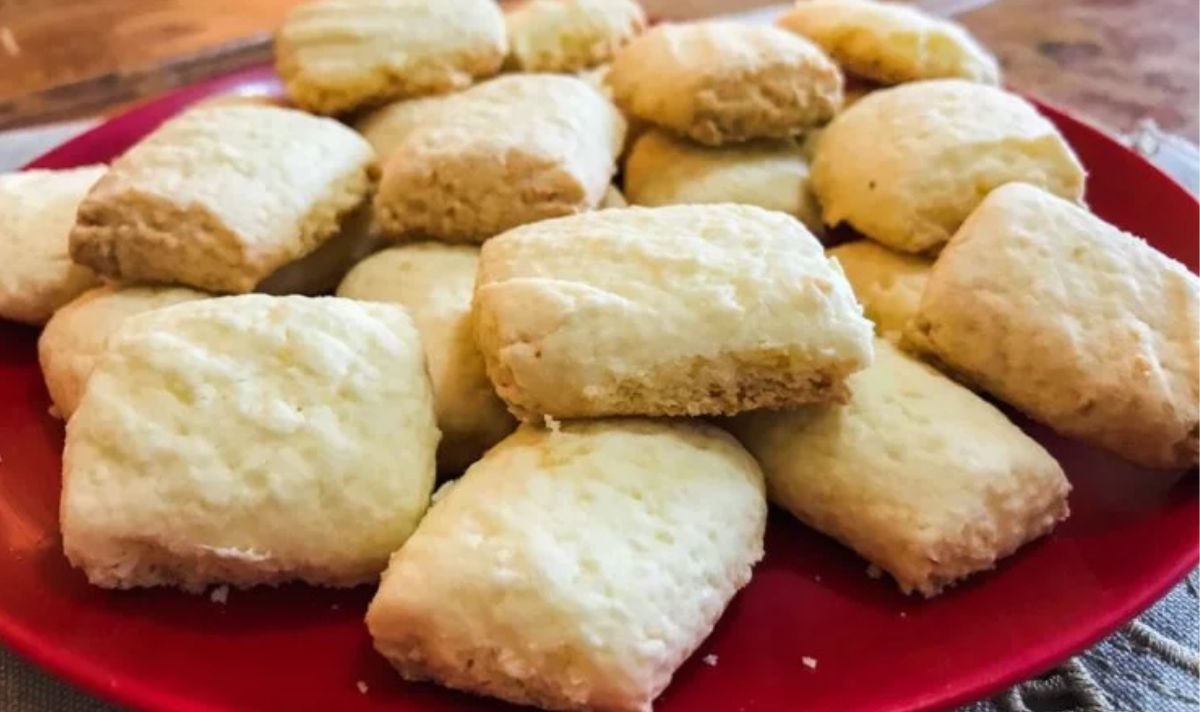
xmin=964 ymin=572 xmax=1200 ymax=712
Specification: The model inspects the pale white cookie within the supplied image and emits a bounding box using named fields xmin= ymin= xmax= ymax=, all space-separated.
xmin=474 ymin=204 xmax=874 ymax=420
xmin=580 ymin=63 xmax=650 ymax=156
xmin=276 ymin=0 xmax=506 ymax=115
xmin=608 ymin=21 xmax=843 ymax=145
xmin=70 ymin=106 xmax=376 ymax=294
xmin=337 ymin=244 xmax=516 ymax=474
xmin=61 ymin=295 xmax=439 ymax=591
xmin=375 ymin=74 xmax=625 ymax=243
xmin=354 ymin=94 xmax=454 ymax=164
xmin=778 ymin=0 xmax=1000 ymax=85
xmin=811 ymin=80 xmax=1086 ymax=253
xmin=367 ymin=419 xmax=766 ymax=712
xmin=0 ymin=167 xmax=104 ymax=325
xmin=505 ymin=0 xmax=646 ymax=72
xmin=731 ymin=340 xmax=1069 ymax=597
xmin=908 ymin=183 xmax=1199 ymax=470
xmin=623 ymin=128 xmax=823 ymax=235
xmin=38 ymin=285 xmax=209 ymax=419
xmin=827 ymin=240 xmax=931 ymax=341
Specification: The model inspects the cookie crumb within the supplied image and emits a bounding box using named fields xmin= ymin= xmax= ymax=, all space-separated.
xmin=330 ymin=603 xmax=340 ymax=611
xmin=866 ymin=564 xmax=882 ymax=579
xmin=702 ymin=654 xmax=718 ymax=667
xmin=813 ymin=574 xmax=821 ymax=582
xmin=543 ymin=414 xmax=562 ymax=433
xmin=899 ymin=611 xmax=907 ymax=618
xmin=356 ymin=680 xmax=369 ymax=694
xmin=209 ymin=585 xmax=229 ymax=604
xmin=802 ymin=656 xmax=818 ymax=670
xmin=47 ymin=405 xmax=62 ymax=420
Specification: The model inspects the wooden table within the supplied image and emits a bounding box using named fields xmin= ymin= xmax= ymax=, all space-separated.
xmin=1 ymin=0 xmax=1197 ymax=141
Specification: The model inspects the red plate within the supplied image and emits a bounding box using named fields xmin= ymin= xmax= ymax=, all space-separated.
xmin=2 ymin=66 xmax=1197 ymax=712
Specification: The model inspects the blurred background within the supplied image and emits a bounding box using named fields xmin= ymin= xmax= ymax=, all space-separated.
xmin=1 ymin=0 xmax=1197 ymax=141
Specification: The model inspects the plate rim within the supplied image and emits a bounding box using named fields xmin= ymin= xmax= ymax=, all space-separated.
xmin=6 ymin=64 xmax=1199 ymax=712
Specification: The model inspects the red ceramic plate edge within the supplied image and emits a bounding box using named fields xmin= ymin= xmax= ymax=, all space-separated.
xmin=7 ymin=65 xmax=1199 ymax=712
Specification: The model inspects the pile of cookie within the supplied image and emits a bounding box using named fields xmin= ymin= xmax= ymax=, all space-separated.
xmin=0 ymin=0 xmax=1195 ymax=710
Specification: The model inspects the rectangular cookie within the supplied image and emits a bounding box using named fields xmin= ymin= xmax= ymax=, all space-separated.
xmin=730 ymin=339 xmax=1070 ymax=596
xmin=366 ymin=419 xmax=766 ymax=712
xmin=374 ymin=73 xmax=625 ymax=243
xmin=61 ymin=295 xmax=438 ymax=591
xmin=337 ymin=243 xmax=516 ymax=474
xmin=276 ymin=0 xmax=506 ymax=115
xmin=623 ymin=127 xmax=824 ymax=236
xmin=70 ymin=105 xmax=376 ymax=294
xmin=473 ymin=203 xmax=874 ymax=420
xmin=608 ymin=21 xmax=843 ymax=145
xmin=908 ymin=182 xmax=1199 ymax=469
xmin=504 ymin=0 xmax=646 ymax=73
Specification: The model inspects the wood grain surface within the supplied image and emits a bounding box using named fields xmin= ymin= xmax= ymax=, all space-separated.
xmin=961 ymin=0 xmax=1199 ymax=141
xmin=0 ymin=0 xmax=1196 ymax=140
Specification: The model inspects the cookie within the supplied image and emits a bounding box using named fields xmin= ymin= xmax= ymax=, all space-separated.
xmin=38 ymin=285 xmax=209 ymax=419
xmin=811 ymin=80 xmax=1086 ymax=253
xmin=367 ymin=419 xmax=766 ymax=712
xmin=505 ymin=0 xmax=646 ymax=72
xmin=337 ymin=243 xmax=516 ymax=474
xmin=276 ymin=0 xmax=506 ymax=115
xmin=374 ymin=74 xmax=624 ymax=242
xmin=908 ymin=182 xmax=1199 ymax=469
xmin=354 ymin=93 xmax=456 ymax=163
xmin=474 ymin=204 xmax=874 ymax=420
xmin=608 ymin=21 xmax=843 ymax=145
xmin=0 ymin=167 xmax=105 ymax=325
xmin=778 ymin=0 xmax=1000 ymax=85
xmin=70 ymin=105 xmax=376 ymax=294
xmin=731 ymin=340 xmax=1069 ymax=597
xmin=827 ymin=240 xmax=931 ymax=340
xmin=623 ymin=128 xmax=823 ymax=235
xmin=61 ymin=295 xmax=439 ymax=590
